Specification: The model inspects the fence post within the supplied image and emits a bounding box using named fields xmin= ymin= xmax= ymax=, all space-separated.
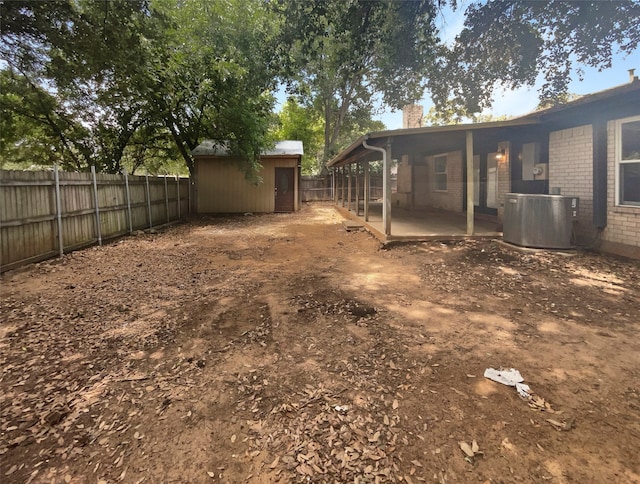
xmin=123 ymin=167 xmax=133 ymax=235
xmin=164 ymin=175 xmax=169 ymax=223
xmin=145 ymin=175 xmax=152 ymax=228
xmin=188 ymin=177 xmax=192 ymax=214
xmin=176 ymin=175 xmax=180 ymax=220
xmin=91 ymin=165 xmax=102 ymax=246
xmin=54 ymin=165 xmax=64 ymax=257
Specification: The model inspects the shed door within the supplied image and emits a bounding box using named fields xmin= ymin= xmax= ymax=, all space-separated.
xmin=274 ymin=167 xmax=295 ymax=212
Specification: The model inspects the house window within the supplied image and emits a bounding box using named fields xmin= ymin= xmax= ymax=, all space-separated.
xmin=434 ymin=155 xmax=447 ymax=191
xmin=617 ymin=116 xmax=640 ymax=206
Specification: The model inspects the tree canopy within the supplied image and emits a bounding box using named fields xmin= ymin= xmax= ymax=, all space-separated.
xmin=431 ymin=0 xmax=640 ymax=115
xmin=1 ymin=0 xmax=170 ymax=172
xmin=1 ymin=0 xmax=639 ymax=176
xmin=275 ymin=0 xmax=439 ymax=163
xmin=0 ymin=0 xmax=281 ymax=176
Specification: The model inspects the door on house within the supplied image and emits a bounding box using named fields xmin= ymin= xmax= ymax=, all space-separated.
xmin=473 ymin=154 xmax=498 ymax=215
xmin=274 ymin=167 xmax=295 ymax=212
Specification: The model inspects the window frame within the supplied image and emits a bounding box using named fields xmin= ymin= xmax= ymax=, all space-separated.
xmin=615 ymin=115 xmax=640 ymax=207
xmin=433 ymin=154 xmax=448 ymax=192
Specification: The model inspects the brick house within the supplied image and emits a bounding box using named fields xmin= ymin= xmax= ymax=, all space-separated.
xmin=327 ymin=76 xmax=640 ymax=258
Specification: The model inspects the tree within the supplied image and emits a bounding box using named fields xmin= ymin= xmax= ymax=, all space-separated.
xmin=0 ymin=69 xmax=64 ymax=169
xmin=0 ymin=0 xmax=171 ymax=172
xmin=422 ymin=106 xmax=510 ymax=126
xmin=276 ymin=0 xmax=440 ymax=163
xmin=273 ymin=98 xmax=324 ymax=175
xmin=145 ymin=0 xmax=284 ymax=179
xmin=0 ymin=0 xmax=283 ymax=179
xmin=431 ymin=0 xmax=640 ymax=116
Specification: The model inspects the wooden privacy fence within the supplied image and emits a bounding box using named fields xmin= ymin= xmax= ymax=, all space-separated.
xmin=0 ymin=168 xmax=191 ymax=272
xmin=300 ymin=175 xmax=333 ymax=201
xmin=300 ymin=174 xmax=388 ymax=202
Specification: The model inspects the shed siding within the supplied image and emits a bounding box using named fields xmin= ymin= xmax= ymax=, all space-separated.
xmin=549 ymin=125 xmax=595 ymax=240
xmin=196 ymin=157 xmax=298 ymax=213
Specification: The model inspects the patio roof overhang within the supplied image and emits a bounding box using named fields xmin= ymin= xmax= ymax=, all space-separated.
xmin=326 ymin=118 xmax=540 ymax=168
xmin=326 ymin=118 xmax=541 ymax=239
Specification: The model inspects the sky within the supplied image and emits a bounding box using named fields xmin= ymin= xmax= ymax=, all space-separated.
xmin=374 ymin=51 xmax=640 ymax=130
xmin=276 ymin=4 xmax=640 ymax=131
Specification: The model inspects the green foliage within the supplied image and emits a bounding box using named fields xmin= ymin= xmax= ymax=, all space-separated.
xmin=1 ymin=0 xmax=172 ymax=173
xmin=536 ymin=93 xmax=582 ymax=111
xmin=3 ymin=0 xmax=638 ymax=178
xmin=431 ymin=0 xmax=640 ymax=115
xmin=276 ymin=0 xmax=439 ymax=163
xmin=151 ymin=0 xmax=283 ymax=179
xmin=0 ymin=69 xmax=65 ymax=169
xmin=273 ymin=98 xmax=324 ymax=175
xmin=422 ymin=106 xmax=510 ymax=126
xmin=272 ymin=97 xmax=386 ymax=175
xmin=0 ymin=0 xmax=282 ymax=179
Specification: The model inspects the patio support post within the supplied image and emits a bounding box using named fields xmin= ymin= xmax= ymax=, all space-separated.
xmin=410 ymin=154 xmax=415 ymax=212
xmin=384 ymin=138 xmax=392 ymax=236
xmin=364 ymin=161 xmax=370 ymax=221
xmin=333 ymin=169 xmax=338 ymax=204
xmin=347 ymin=164 xmax=352 ymax=212
xmin=362 ymin=136 xmax=391 ymax=235
xmin=355 ymin=162 xmax=360 ymax=216
xmin=341 ymin=167 xmax=346 ymax=207
xmin=466 ymin=130 xmax=475 ymax=235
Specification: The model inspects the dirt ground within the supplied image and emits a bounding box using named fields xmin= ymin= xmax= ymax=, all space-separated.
xmin=1 ymin=203 xmax=640 ymax=484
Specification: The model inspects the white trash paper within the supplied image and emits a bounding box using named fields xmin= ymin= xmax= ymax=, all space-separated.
xmin=484 ymin=368 xmax=531 ymax=398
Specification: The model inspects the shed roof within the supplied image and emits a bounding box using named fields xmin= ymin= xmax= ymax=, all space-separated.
xmin=192 ymin=140 xmax=303 ymax=157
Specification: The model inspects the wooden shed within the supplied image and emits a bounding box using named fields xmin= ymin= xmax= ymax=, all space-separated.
xmin=192 ymin=140 xmax=303 ymax=213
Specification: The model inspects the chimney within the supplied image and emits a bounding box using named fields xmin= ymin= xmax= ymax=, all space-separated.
xmin=402 ymin=104 xmax=423 ymax=129
xmin=629 ymin=68 xmax=638 ymax=83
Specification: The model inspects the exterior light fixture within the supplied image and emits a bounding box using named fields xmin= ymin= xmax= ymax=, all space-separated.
xmin=495 ymin=149 xmax=506 ymax=162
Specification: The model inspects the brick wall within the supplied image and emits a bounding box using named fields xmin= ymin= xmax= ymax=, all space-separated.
xmin=548 ymin=125 xmax=595 ymax=239
xmin=393 ymin=155 xmax=412 ymax=208
xmin=402 ymin=105 xmax=423 ymax=129
xmin=548 ymin=121 xmax=640 ymax=256
xmin=601 ymin=119 xmax=640 ymax=256
xmin=496 ymin=141 xmax=511 ymax=221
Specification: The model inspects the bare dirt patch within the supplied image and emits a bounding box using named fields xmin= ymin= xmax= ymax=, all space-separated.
xmin=1 ymin=203 xmax=640 ymax=483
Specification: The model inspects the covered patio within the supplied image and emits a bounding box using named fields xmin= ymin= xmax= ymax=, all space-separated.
xmin=336 ymin=202 xmax=501 ymax=242
xmin=327 ymin=119 xmax=542 ymax=243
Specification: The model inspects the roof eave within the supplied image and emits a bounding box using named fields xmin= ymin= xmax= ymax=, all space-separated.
xmin=326 ymin=118 xmax=540 ymax=167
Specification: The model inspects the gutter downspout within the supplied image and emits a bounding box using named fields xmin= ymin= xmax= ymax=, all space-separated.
xmin=362 ymin=137 xmax=390 ymax=235
xmin=592 ymin=118 xmax=607 ymax=231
